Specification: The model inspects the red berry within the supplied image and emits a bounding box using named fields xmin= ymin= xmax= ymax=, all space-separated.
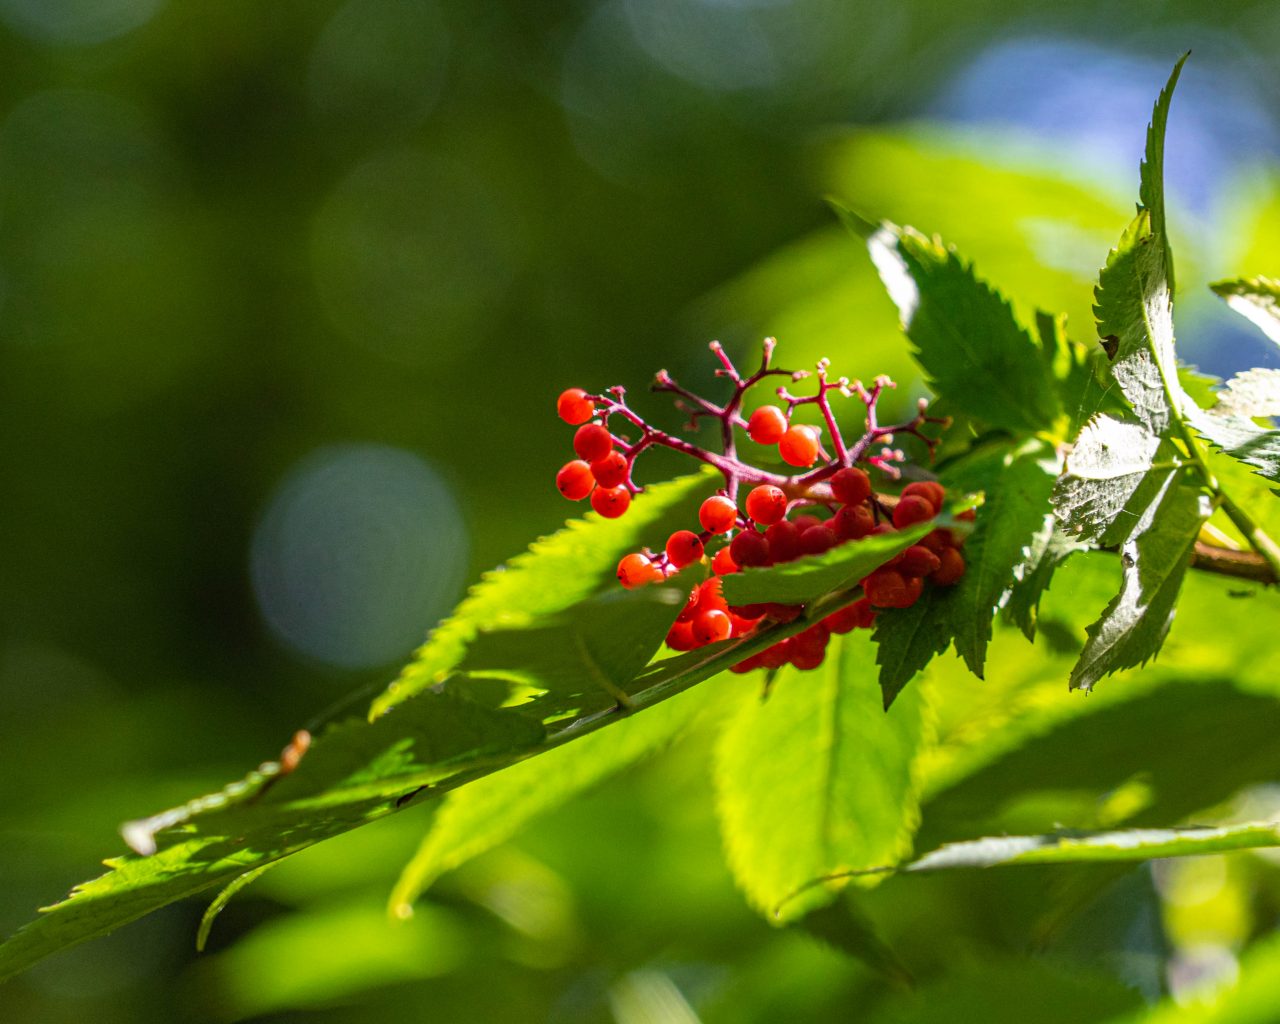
xmin=779 ymin=425 xmax=821 ymax=467
xmin=898 ymin=545 xmax=942 ymax=578
xmin=760 ymin=640 xmax=791 ymax=669
xmin=824 ymin=598 xmax=876 ymax=634
xmin=665 ymin=530 xmax=705 ymax=569
xmin=791 ymin=514 xmax=822 ymax=533
xmin=557 ymin=388 xmax=595 ymax=425
xmin=711 ymin=547 xmax=739 ymax=575
xmin=799 ymin=525 xmax=836 ymax=556
xmin=919 ymin=528 xmax=955 ymax=554
xmin=617 ymin=553 xmax=661 ymax=589
xmin=830 ymin=467 xmax=872 ymax=506
xmin=930 ymin=547 xmax=966 ymax=586
xmin=699 ymin=495 xmax=738 ymax=534
xmin=730 ymin=654 xmax=764 ymax=674
xmin=790 ymin=645 xmax=825 ymax=671
xmin=793 ymin=622 xmax=830 ymax=657
xmin=892 ymin=494 xmax=936 ymax=529
xmin=676 ymin=586 xmax=701 ymax=622
xmin=590 ymin=451 xmax=628 ymax=488
xmin=729 ymin=529 xmax=770 ymax=567
xmin=666 ymin=620 xmax=698 ymax=651
xmin=697 ymin=577 xmax=728 ymax=612
xmin=747 ymin=405 xmax=788 ymax=445
xmin=728 ymin=608 xmax=764 ymax=637
xmin=556 ymin=460 xmax=594 ymax=500
xmin=863 ymin=568 xmax=911 ymax=608
xmin=745 ymin=485 xmax=788 ymax=526
xmin=764 ymin=520 xmax=801 ymax=562
xmin=763 ymin=602 xmax=803 ymax=623
xmin=902 ymin=481 xmax=945 ymax=513
xmin=833 ymin=504 xmax=874 ymax=541
xmin=573 ymin=423 xmax=613 ymax=462
xmin=957 ymin=508 xmax=976 ymax=522
xmin=692 ymin=609 xmax=732 ymax=645
xmin=591 ymin=486 xmax=631 ymax=519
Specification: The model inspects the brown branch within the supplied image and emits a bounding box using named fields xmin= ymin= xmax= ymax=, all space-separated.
xmin=1191 ymin=541 xmax=1275 ymax=584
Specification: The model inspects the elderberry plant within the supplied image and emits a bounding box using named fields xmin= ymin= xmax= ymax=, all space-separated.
xmin=552 ymin=341 xmax=965 ymax=674
xmin=5 ymin=53 xmax=1280 ymax=988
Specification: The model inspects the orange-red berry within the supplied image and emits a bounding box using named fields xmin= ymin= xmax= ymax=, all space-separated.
xmin=930 ymin=547 xmax=966 ymax=586
xmin=665 ymin=530 xmax=705 ymax=569
xmin=892 ymin=494 xmax=936 ymax=529
xmin=779 ymin=425 xmax=821 ymax=467
xmin=919 ymin=528 xmax=955 ymax=554
xmin=556 ymin=460 xmax=594 ymax=500
xmin=833 ymin=504 xmax=874 ymax=541
xmin=573 ymin=423 xmax=613 ymax=462
xmin=790 ymin=645 xmax=825 ymax=671
xmin=591 ymin=486 xmax=631 ymax=518
xmin=764 ymin=520 xmax=801 ymax=562
xmin=617 ymin=553 xmax=660 ymax=589
xmin=666 ymin=620 xmax=698 ymax=651
xmin=699 ymin=495 xmax=738 ymax=534
xmin=830 ymin=467 xmax=872 ymax=506
xmin=692 ymin=608 xmax=732 ymax=645
xmin=747 ymin=405 xmax=788 ymax=445
xmin=590 ymin=451 xmax=628 ymax=488
xmin=799 ymin=525 xmax=836 ymax=556
xmin=863 ymin=567 xmax=911 ymax=608
xmin=557 ymin=388 xmax=595 ymax=424
xmin=902 ymin=480 xmax=945 ymax=513
xmin=729 ymin=529 xmax=770 ymax=567
xmin=711 ymin=547 xmax=739 ymax=575
xmin=745 ymin=485 xmax=788 ymax=526
xmin=897 ymin=544 xmax=942 ymax=578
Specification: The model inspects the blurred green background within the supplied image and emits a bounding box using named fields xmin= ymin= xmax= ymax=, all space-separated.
xmin=5 ymin=1 xmax=1280 ymax=1021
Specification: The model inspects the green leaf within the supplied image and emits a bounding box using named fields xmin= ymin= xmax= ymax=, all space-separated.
xmin=1034 ymin=310 xmax=1117 ymax=436
xmin=872 ymin=586 xmax=952 ymax=710
xmin=904 ymin=820 xmax=1280 ymax=872
xmin=196 ymin=864 xmax=276 ymax=953
xmin=0 ymin=568 xmax=840 ymax=982
xmin=1210 ymin=275 xmax=1280 ymax=348
xmin=1215 ymin=368 xmax=1280 ymax=418
xmin=720 ymin=520 xmax=931 ymax=606
xmin=796 ymin=898 xmax=913 ymax=989
xmin=387 ymin=675 xmax=732 ymax=918
xmin=371 ymin=471 xmax=713 ymax=718
xmin=1002 ymin=521 xmax=1087 ymax=641
xmin=1186 ymin=404 xmax=1280 ymax=485
xmin=1070 ymin=470 xmax=1208 ymax=691
xmin=1051 ymin=414 xmax=1172 ymax=544
xmin=858 ymin=219 xmax=1060 ymax=432
xmin=713 ymin=633 xmax=930 ymax=922
xmin=1092 ymin=55 xmax=1189 ymax=435
xmin=947 ymin=442 xmax=1059 ymax=676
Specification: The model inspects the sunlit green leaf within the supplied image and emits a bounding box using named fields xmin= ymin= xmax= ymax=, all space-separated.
xmin=857 ymin=218 xmax=1060 ymax=432
xmin=1070 ymin=471 xmax=1208 ymax=691
xmin=714 ymin=633 xmax=930 ymax=921
xmin=371 ymin=471 xmax=713 ymax=718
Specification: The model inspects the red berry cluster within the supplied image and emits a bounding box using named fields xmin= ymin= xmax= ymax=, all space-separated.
xmin=555 ymin=340 xmax=963 ymax=674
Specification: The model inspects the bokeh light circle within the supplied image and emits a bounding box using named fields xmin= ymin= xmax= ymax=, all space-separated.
xmin=251 ymin=444 xmax=468 ymax=669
